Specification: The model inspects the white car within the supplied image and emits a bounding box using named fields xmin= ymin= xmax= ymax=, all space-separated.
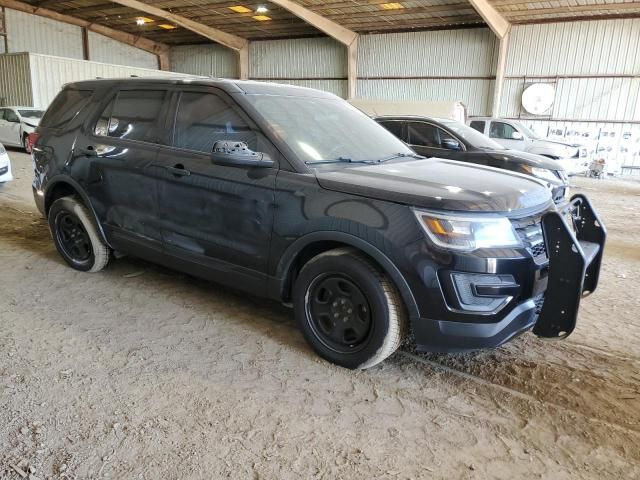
xmin=468 ymin=117 xmax=589 ymax=175
xmin=0 ymin=142 xmax=13 ymax=183
xmin=0 ymin=106 xmax=45 ymax=152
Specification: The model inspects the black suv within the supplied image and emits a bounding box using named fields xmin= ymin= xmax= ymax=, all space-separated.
xmin=32 ymin=79 xmax=606 ymax=369
xmin=376 ymin=116 xmax=569 ymax=204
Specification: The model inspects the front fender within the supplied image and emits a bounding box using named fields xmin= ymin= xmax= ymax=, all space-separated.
xmin=271 ymin=230 xmax=419 ymax=320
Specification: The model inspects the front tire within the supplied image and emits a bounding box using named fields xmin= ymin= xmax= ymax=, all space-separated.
xmin=293 ymin=248 xmax=407 ymax=369
xmin=48 ymin=196 xmax=110 ymax=272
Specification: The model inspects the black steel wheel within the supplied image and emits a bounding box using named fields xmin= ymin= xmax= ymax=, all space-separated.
xmin=55 ymin=211 xmax=92 ymax=263
xmin=48 ymin=196 xmax=110 ymax=272
xmin=305 ymin=273 xmax=373 ymax=354
xmin=293 ymin=247 xmax=407 ymax=369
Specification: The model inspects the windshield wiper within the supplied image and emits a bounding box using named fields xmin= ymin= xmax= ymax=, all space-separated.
xmin=305 ymin=157 xmax=374 ymax=165
xmin=305 ymin=152 xmax=425 ymax=166
xmin=376 ymin=152 xmax=425 ymax=163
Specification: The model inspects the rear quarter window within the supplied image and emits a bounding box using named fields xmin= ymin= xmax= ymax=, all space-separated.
xmin=40 ymin=89 xmax=93 ymax=129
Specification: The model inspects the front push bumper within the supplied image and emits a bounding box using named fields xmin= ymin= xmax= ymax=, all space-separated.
xmin=412 ymin=194 xmax=606 ymax=352
xmin=533 ymin=193 xmax=606 ymax=338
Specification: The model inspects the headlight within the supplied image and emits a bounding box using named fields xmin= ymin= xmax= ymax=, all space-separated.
xmin=413 ymin=210 xmax=522 ymax=251
xmin=524 ymin=166 xmax=561 ymax=184
xmin=0 ymin=145 xmax=6 ymax=155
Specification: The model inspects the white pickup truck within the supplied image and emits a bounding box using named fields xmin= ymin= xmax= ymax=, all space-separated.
xmin=468 ymin=117 xmax=589 ymax=175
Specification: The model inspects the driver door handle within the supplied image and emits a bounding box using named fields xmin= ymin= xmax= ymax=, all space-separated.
xmin=165 ymin=164 xmax=191 ymax=177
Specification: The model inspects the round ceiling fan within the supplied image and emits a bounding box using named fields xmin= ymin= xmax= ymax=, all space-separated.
xmin=521 ymin=83 xmax=556 ymax=115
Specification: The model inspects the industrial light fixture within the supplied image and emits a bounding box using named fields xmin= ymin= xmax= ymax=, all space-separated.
xmin=229 ymin=5 xmax=252 ymax=13
xmin=380 ymin=2 xmax=404 ymax=9
xmin=159 ymin=24 xmax=177 ymax=30
xmin=136 ymin=17 xmax=153 ymax=25
xmin=253 ymin=15 xmax=272 ymax=21
xmin=256 ymin=5 xmax=268 ymax=13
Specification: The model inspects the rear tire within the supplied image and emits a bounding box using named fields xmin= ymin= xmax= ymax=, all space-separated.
xmin=48 ymin=196 xmax=110 ymax=272
xmin=293 ymin=247 xmax=407 ymax=369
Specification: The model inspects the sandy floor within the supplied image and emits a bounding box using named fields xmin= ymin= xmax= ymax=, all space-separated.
xmin=1 ymin=150 xmax=639 ymax=479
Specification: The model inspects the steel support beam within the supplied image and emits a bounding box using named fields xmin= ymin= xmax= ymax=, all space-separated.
xmin=0 ymin=0 xmax=170 ymax=67
xmin=467 ymin=0 xmax=510 ymax=38
xmin=108 ymin=0 xmax=249 ymax=78
xmin=269 ymin=0 xmax=359 ymax=99
xmin=492 ymin=31 xmax=510 ymax=116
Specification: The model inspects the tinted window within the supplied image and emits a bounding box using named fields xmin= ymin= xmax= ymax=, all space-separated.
xmin=469 ymin=120 xmax=485 ymax=133
xmin=408 ymin=122 xmax=442 ymax=148
xmin=95 ymin=90 xmax=167 ymax=143
xmin=18 ymin=109 xmax=45 ymax=119
xmin=5 ymin=109 xmax=19 ymax=122
xmin=378 ymin=120 xmax=405 ymax=141
xmin=173 ymin=92 xmax=255 ymax=153
xmin=0 ymin=109 xmax=6 ymax=120
xmin=40 ymin=89 xmax=92 ymax=129
xmin=489 ymin=121 xmax=518 ymax=140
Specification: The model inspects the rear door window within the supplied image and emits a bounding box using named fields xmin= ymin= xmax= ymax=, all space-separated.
xmin=40 ymin=89 xmax=93 ymax=129
xmin=94 ymin=90 xmax=168 ymax=144
xmin=469 ymin=120 xmax=485 ymax=133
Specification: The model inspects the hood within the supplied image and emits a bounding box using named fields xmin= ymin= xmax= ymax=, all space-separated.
xmin=315 ymin=158 xmax=553 ymax=214
xmin=532 ymin=138 xmax=580 ymax=154
xmin=21 ymin=118 xmax=40 ymax=128
xmin=487 ymin=149 xmax=563 ymax=171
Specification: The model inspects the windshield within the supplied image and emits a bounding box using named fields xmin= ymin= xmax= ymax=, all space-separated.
xmin=436 ymin=118 xmax=506 ymax=150
xmin=512 ymin=121 xmax=540 ymax=140
xmin=18 ymin=109 xmax=45 ymax=119
xmin=244 ymin=94 xmax=414 ymax=165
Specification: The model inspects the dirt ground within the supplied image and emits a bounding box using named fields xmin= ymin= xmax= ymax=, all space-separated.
xmin=1 ymin=149 xmax=639 ymax=480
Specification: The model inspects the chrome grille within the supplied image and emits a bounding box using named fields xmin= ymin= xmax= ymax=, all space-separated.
xmin=513 ymin=217 xmax=548 ymax=262
xmin=534 ymin=294 xmax=545 ymax=315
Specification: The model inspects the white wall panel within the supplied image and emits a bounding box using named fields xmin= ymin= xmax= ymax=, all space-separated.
xmin=171 ymin=44 xmax=238 ymax=78
xmin=250 ymin=37 xmax=345 ymax=79
xmin=358 ymin=28 xmax=498 ymax=77
xmin=356 ymin=28 xmax=497 ymax=115
xmin=88 ymin=31 xmax=158 ymax=70
xmin=507 ymin=19 xmax=640 ymax=76
xmin=5 ymin=8 xmax=83 ymax=59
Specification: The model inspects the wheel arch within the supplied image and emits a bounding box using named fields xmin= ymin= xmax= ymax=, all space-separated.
xmin=44 ymin=176 xmax=110 ymax=247
xmin=273 ymin=232 xmax=419 ymax=320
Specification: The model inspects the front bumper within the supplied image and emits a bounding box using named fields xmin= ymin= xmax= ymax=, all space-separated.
xmin=0 ymin=155 xmax=13 ymax=183
xmin=411 ymin=194 xmax=606 ymax=352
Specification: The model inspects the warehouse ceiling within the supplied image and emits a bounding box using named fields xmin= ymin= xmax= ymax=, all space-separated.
xmin=23 ymin=0 xmax=640 ymax=45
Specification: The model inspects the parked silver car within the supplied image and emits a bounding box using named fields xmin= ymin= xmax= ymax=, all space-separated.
xmin=0 ymin=106 xmax=45 ymax=152
xmin=468 ymin=117 xmax=589 ymax=175
xmin=0 ymin=142 xmax=13 ymax=183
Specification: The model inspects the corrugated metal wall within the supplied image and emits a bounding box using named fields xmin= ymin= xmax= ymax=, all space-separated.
xmin=171 ymin=44 xmax=238 ymax=78
xmin=358 ymin=28 xmax=498 ymax=115
xmin=0 ymin=53 xmax=31 ymax=106
xmin=88 ymin=31 xmax=158 ymax=70
xmin=3 ymin=8 xmax=160 ymax=70
xmin=5 ymin=8 xmax=83 ymax=59
xmin=498 ymin=19 xmax=640 ymax=171
xmin=249 ymin=37 xmax=347 ymax=98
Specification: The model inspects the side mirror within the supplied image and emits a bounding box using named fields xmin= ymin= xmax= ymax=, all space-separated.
xmin=511 ymin=131 xmax=524 ymax=140
xmin=211 ymin=140 xmax=274 ymax=168
xmin=442 ymin=138 xmax=462 ymax=151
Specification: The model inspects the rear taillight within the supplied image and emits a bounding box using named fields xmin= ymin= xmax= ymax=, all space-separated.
xmin=27 ymin=132 xmax=41 ymax=153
